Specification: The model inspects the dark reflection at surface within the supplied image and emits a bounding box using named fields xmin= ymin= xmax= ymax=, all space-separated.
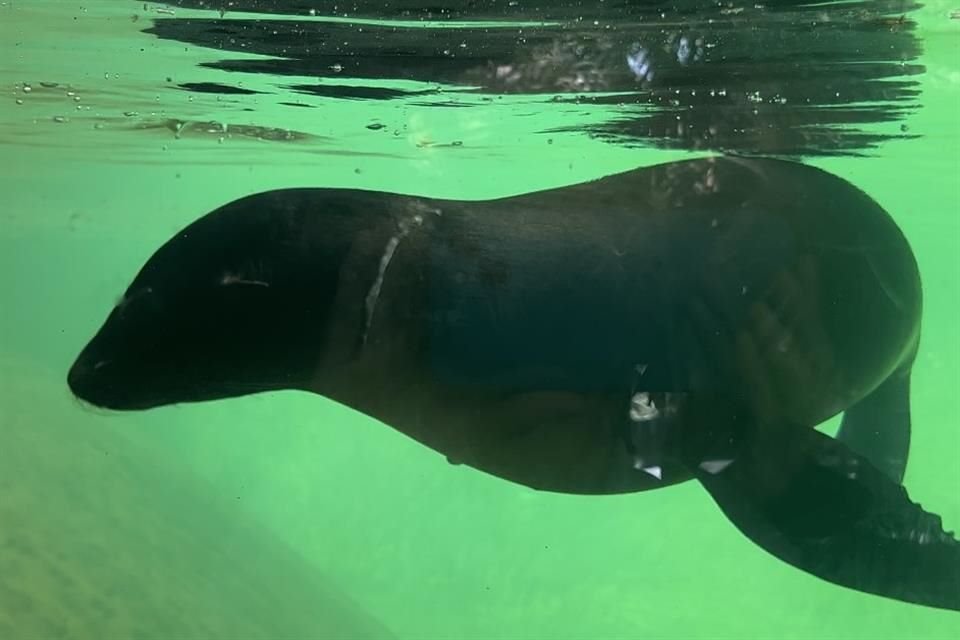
xmin=131 ymin=118 xmax=318 ymax=142
xmin=288 ymin=84 xmax=436 ymax=100
xmin=142 ymin=0 xmax=925 ymax=156
xmin=177 ymin=81 xmax=267 ymax=95
xmin=67 ymin=155 xmax=958 ymax=610
xmin=160 ymin=0 xmax=924 ymax=22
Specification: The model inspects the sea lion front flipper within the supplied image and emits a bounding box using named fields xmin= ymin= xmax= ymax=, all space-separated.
xmin=692 ymin=426 xmax=960 ymax=611
xmin=836 ymin=367 xmax=912 ymax=483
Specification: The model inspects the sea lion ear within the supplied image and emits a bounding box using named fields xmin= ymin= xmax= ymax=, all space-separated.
xmin=693 ymin=426 xmax=960 ymax=611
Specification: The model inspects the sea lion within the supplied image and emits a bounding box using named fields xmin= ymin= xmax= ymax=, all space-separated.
xmin=67 ymin=156 xmax=959 ymax=611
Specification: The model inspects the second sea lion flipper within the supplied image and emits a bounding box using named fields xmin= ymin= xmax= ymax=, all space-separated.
xmin=836 ymin=366 xmax=912 ymax=483
xmin=692 ymin=426 xmax=960 ymax=611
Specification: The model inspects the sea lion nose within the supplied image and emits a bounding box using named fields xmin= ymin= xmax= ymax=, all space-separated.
xmin=67 ymin=355 xmax=92 ymax=399
xmin=67 ymin=352 xmax=110 ymax=403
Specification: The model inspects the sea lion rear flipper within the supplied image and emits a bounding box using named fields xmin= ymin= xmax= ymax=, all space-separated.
xmin=836 ymin=367 xmax=912 ymax=483
xmin=692 ymin=427 xmax=960 ymax=611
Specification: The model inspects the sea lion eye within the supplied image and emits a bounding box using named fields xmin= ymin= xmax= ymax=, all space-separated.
xmin=218 ymin=271 xmax=271 ymax=287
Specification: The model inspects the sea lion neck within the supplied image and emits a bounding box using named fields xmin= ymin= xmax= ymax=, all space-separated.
xmin=302 ymin=192 xmax=447 ymax=400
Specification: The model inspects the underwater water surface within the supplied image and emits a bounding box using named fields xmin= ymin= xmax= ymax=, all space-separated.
xmin=1 ymin=1 xmax=959 ymax=638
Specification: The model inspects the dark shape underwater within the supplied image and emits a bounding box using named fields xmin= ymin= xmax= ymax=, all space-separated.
xmin=68 ymin=156 xmax=959 ymax=611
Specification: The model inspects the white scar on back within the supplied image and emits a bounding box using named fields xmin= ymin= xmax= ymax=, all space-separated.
xmin=363 ymin=213 xmax=424 ymax=344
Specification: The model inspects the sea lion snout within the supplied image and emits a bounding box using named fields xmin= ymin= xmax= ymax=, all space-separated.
xmin=66 ymin=349 xmax=98 ymax=402
xmin=68 ymin=322 xmax=159 ymax=410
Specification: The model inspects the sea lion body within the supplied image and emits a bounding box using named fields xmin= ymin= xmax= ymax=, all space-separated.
xmin=308 ymin=156 xmax=919 ymax=493
xmin=68 ymin=157 xmax=959 ymax=611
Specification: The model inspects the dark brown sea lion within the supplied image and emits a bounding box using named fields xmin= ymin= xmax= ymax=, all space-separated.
xmin=67 ymin=156 xmax=958 ymax=611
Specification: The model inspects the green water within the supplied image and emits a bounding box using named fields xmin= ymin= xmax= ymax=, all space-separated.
xmin=1 ymin=1 xmax=958 ymax=638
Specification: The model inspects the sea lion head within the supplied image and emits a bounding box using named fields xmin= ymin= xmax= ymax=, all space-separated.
xmin=67 ymin=190 xmax=363 ymax=410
